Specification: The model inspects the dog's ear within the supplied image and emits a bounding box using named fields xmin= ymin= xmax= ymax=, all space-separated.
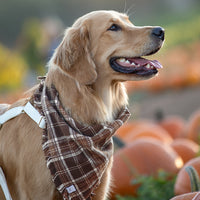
xmin=53 ymin=23 xmax=97 ymax=85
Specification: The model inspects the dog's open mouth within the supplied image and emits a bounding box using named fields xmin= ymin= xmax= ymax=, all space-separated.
xmin=110 ymin=57 xmax=163 ymax=76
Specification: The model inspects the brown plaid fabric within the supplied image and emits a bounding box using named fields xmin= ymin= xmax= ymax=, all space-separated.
xmin=32 ymin=81 xmax=130 ymax=200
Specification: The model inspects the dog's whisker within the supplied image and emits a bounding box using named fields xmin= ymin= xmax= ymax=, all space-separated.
xmin=124 ymin=1 xmax=135 ymax=17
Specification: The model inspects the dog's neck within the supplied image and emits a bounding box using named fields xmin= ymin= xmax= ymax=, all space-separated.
xmin=93 ymin=77 xmax=128 ymax=121
xmin=45 ymin=66 xmax=128 ymax=125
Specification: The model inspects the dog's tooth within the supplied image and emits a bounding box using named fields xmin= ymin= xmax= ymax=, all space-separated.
xmin=145 ymin=64 xmax=151 ymax=69
xmin=119 ymin=58 xmax=126 ymax=63
xmin=125 ymin=60 xmax=130 ymax=64
xmin=151 ymin=65 xmax=154 ymax=69
xmin=131 ymin=62 xmax=136 ymax=66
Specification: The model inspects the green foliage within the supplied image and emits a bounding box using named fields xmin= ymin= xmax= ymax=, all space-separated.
xmin=19 ymin=19 xmax=46 ymax=73
xmin=115 ymin=195 xmax=134 ymax=200
xmin=115 ymin=170 xmax=176 ymax=200
xmin=165 ymin=15 xmax=200 ymax=49
xmin=0 ymin=44 xmax=27 ymax=92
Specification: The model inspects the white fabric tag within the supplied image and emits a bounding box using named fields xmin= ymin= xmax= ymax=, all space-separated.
xmin=66 ymin=185 xmax=76 ymax=194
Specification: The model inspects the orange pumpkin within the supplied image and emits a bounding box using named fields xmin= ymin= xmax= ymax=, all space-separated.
xmin=158 ymin=116 xmax=185 ymax=139
xmin=111 ymin=138 xmax=183 ymax=198
xmin=186 ymin=110 xmax=200 ymax=143
xmin=170 ymin=192 xmax=200 ymax=200
xmin=115 ymin=122 xmax=136 ymax=139
xmin=170 ymin=138 xmax=199 ymax=163
xmin=175 ymin=157 xmax=200 ymax=195
xmin=115 ymin=120 xmax=156 ymax=140
xmin=123 ymin=124 xmax=173 ymax=144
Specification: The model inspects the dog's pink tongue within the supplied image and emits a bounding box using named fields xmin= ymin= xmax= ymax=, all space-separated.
xmin=130 ymin=57 xmax=163 ymax=69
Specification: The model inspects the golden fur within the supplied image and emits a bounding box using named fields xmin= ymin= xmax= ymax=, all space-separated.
xmin=0 ymin=10 xmax=163 ymax=200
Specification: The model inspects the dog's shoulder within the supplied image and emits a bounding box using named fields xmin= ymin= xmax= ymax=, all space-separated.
xmin=8 ymin=84 xmax=40 ymax=109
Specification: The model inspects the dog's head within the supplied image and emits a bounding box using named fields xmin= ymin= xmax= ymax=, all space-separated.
xmin=52 ymin=10 xmax=164 ymax=85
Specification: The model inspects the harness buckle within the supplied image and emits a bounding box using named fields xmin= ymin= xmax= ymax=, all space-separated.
xmin=38 ymin=116 xmax=46 ymax=129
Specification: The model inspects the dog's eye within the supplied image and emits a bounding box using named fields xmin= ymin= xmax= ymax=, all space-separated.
xmin=107 ymin=24 xmax=122 ymax=31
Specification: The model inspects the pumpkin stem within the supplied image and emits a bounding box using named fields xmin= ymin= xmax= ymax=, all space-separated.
xmin=120 ymin=153 xmax=139 ymax=177
xmin=185 ymin=166 xmax=200 ymax=192
xmin=113 ymin=136 xmax=126 ymax=149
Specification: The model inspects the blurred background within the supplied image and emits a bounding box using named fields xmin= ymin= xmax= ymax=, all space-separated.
xmin=1 ymin=1 xmax=200 ymax=199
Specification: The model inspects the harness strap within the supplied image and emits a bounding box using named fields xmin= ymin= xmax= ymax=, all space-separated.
xmin=0 ymin=106 xmax=24 ymax=127
xmin=0 ymin=102 xmax=46 ymax=199
xmin=0 ymin=102 xmax=46 ymax=129
xmin=0 ymin=167 xmax=13 ymax=200
xmin=23 ymin=102 xmax=46 ymax=129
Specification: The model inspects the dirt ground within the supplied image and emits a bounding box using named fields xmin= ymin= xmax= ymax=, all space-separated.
xmin=128 ymin=85 xmax=200 ymax=121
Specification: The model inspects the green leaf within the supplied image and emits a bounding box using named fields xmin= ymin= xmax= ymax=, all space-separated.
xmin=113 ymin=170 xmax=176 ymax=200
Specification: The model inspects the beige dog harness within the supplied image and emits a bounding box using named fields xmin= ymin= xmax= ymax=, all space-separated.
xmin=0 ymin=102 xmax=46 ymax=129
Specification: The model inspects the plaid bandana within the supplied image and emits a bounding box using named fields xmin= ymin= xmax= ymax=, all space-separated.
xmin=32 ymin=81 xmax=130 ymax=200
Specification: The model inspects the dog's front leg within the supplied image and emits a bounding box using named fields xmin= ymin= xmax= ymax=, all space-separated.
xmin=92 ymin=157 xmax=113 ymax=200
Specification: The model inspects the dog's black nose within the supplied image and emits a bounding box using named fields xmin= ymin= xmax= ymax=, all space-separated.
xmin=152 ymin=27 xmax=165 ymax=41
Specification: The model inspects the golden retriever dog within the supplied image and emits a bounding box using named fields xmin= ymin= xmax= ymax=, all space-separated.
xmin=0 ymin=10 xmax=164 ymax=200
